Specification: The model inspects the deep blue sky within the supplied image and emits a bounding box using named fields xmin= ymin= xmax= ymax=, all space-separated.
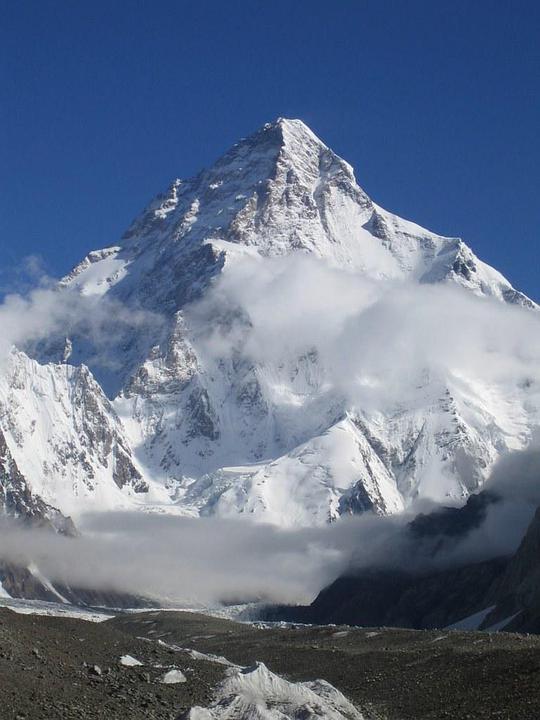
xmin=1 ymin=1 xmax=539 ymax=298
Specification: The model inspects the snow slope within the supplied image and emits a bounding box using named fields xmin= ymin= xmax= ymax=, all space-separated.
xmin=0 ymin=349 xmax=169 ymax=519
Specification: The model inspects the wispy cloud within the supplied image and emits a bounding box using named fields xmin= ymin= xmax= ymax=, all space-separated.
xmin=0 ymin=265 xmax=162 ymax=380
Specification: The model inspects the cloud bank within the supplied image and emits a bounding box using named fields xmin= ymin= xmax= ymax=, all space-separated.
xmin=1 ymin=448 xmax=539 ymax=607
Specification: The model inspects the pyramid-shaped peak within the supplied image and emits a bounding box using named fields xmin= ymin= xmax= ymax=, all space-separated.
xmin=215 ymin=117 xmax=333 ymax=160
xmin=254 ymin=116 xmax=332 ymax=153
xmin=270 ymin=116 xmax=326 ymax=141
xmin=208 ymin=116 xmax=356 ymax=192
xmin=275 ymin=116 xmax=306 ymax=127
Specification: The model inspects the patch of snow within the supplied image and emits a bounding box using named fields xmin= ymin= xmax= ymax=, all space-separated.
xmin=160 ymin=668 xmax=187 ymax=684
xmin=119 ymin=654 xmax=143 ymax=667
xmin=0 ymin=596 xmax=111 ymax=622
xmin=185 ymin=417 xmax=404 ymax=526
xmin=28 ymin=564 xmax=69 ymax=604
xmin=0 ymin=349 xmax=170 ymax=520
xmin=446 ymin=605 xmax=497 ymax=631
xmin=485 ymin=612 xmax=521 ymax=632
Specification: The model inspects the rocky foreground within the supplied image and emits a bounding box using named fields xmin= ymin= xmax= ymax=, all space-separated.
xmin=0 ymin=606 xmax=539 ymax=719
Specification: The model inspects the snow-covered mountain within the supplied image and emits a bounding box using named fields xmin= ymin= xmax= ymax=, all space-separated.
xmin=2 ymin=118 xmax=539 ymax=527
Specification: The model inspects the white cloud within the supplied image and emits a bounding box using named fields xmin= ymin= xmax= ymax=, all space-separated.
xmin=0 ymin=278 xmax=162 ymax=377
xmin=188 ymin=252 xmax=540 ymax=412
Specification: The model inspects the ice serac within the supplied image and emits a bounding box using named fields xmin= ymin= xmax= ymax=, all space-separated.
xmin=6 ymin=117 xmax=539 ymax=526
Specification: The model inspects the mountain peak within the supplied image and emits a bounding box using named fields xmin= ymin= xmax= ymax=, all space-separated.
xmin=266 ymin=116 xmax=326 ymax=144
xmin=214 ymin=116 xmax=352 ymax=184
xmin=68 ymin=116 xmax=535 ymax=313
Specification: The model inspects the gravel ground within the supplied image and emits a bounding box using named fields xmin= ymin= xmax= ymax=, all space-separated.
xmin=2 ymin=607 xmax=540 ymax=719
xmin=112 ymin=611 xmax=540 ymax=720
xmin=0 ymin=608 xmax=225 ymax=720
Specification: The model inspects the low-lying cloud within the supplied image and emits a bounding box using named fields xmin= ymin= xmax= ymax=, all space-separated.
xmin=0 ymin=513 xmax=352 ymax=606
xmin=1 ymin=447 xmax=540 ymax=607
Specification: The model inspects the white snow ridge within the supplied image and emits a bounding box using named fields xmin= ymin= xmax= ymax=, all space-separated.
xmin=180 ymin=661 xmax=365 ymax=719
xmin=2 ymin=117 xmax=540 ymax=529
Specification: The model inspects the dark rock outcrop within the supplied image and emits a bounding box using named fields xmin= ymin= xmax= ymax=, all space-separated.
xmin=263 ymin=491 xmax=540 ymax=632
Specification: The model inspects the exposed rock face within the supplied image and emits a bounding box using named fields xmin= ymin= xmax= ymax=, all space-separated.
xmin=264 ymin=490 xmax=540 ymax=633
xmin=0 ymin=563 xmax=63 ymax=602
xmin=282 ymin=558 xmax=507 ymax=630
xmin=1 ymin=118 xmax=539 ymax=528
xmin=480 ymin=507 xmax=540 ymax=632
xmin=408 ymin=490 xmax=500 ymax=542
